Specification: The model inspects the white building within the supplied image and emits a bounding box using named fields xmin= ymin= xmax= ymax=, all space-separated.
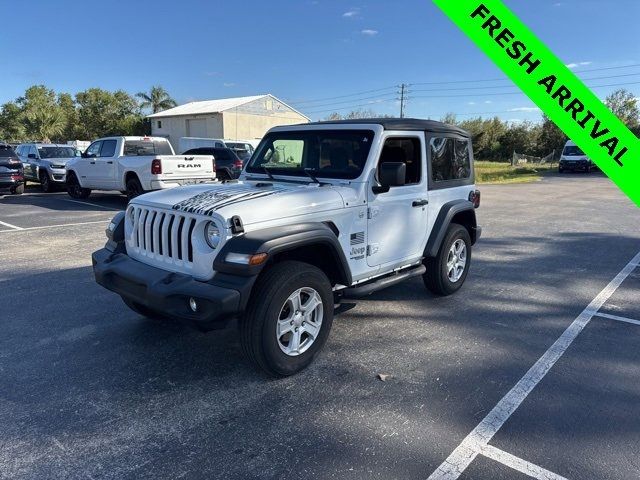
xmin=148 ymin=94 xmax=310 ymax=152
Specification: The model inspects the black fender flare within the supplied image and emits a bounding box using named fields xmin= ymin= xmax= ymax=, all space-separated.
xmin=424 ymin=200 xmax=478 ymax=258
xmin=214 ymin=222 xmax=352 ymax=285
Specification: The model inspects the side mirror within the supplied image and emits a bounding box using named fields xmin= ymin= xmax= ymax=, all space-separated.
xmin=373 ymin=162 xmax=406 ymax=194
xmin=27 ymin=153 xmax=37 ymax=159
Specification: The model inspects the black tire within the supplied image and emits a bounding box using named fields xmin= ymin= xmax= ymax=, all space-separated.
xmin=122 ymin=297 xmax=166 ymax=320
xmin=126 ymin=177 xmax=144 ymax=200
xmin=423 ymin=223 xmax=472 ymax=296
xmin=39 ymin=171 xmax=53 ymax=193
xmin=217 ymin=170 xmax=230 ymax=181
xmin=66 ymin=172 xmax=91 ymax=199
xmin=558 ymin=167 xmax=564 ymax=173
xmin=239 ymin=261 xmax=334 ymax=377
xmin=10 ymin=183 xmax=24 ymax=195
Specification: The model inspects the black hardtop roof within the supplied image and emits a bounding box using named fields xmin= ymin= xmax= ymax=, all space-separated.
xmin=310 ymin=118 xmax=470 ymax=137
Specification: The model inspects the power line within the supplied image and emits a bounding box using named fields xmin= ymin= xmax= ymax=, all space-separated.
xmin=286 ymin=85 xmax=397 ymax=105
xmin=407 ymin=80 xmax=640 ymax=100
xmin=305 ymin=98 xmax=397 ymax=115
xmin=303 ymin=79 xmax=640 ymax=117
xmin=291 ymin=92 xmax=398 ymax=110
xmin=293 ymin=68 xmax=640 ymax=112
xmin=410 ymin=72 xmax=640 ymax=93
xmin=410 ymin=63 xmax=640 ymax=86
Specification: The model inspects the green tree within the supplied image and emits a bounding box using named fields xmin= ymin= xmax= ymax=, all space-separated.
xmin=136 ymin=86 xmax=177 ymax=114
xmin=536 ymin=115 xmax=566 ymax=159
xmin=605 ymin=88 xmax=639 ymax=129
xmin=17 ymin=85 xmax=65 ymax=142
xmin=439 ymin=112 xmax=458 ymax=125
xmin=496 ymin=121 xmax=537 ymax=161
xmin=459 ymin=116 xmax=507 ymax=161
xmin=324 ymin=109 xmax=394 ymax=121
xmin=58 ymin=92 xmax=78 ymax=140
xmin=75 ymin=88 xmax=145 ymax=139
xmin=0 ymin=102 xmax=25 ymax=141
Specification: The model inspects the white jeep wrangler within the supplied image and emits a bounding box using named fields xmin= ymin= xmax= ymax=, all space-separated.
xmin=93 ymin=119 xmax=481 ymax=376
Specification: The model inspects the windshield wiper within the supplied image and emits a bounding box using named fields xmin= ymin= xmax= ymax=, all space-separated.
xmin=303 ymin=168 xmax=321 ymax=184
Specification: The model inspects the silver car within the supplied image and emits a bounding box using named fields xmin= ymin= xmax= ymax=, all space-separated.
xmin=16 ymin=143 xmax=80 ymax=192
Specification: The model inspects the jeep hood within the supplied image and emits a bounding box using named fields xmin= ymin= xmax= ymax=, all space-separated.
xmin=133 ymin=181 xmax=348 ymax=225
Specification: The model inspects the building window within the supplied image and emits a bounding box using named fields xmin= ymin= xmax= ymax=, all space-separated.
xmin=157 ymin=121 xmax=162 ymax=129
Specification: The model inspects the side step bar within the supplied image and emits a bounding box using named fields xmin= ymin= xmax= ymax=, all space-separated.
xmin=342 ymin=264 xmax=426 ymax=299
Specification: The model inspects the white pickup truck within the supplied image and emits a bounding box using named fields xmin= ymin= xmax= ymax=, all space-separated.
xmin=65 ymin=136 xmax=216 ymax=200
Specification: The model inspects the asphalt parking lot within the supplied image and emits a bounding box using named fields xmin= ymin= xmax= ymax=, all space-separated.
xmin=1 ymin=174 xmax=639 ymax=480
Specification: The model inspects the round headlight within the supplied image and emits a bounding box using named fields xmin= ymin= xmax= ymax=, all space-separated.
xmin=205 ymin=221 xmax=221 ymax=249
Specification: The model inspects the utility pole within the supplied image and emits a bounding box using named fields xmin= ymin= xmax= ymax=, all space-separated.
xmin=398 ymin=84 xmax=409 ymax=118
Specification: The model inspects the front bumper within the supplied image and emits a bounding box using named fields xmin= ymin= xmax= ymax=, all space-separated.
xmin=560 ymin=160 xmax=589 ymax=170
xmin=48 ymin=168 xmax=67 ymax=183
xmin=92 ymin=248 xmax=243 ymax=330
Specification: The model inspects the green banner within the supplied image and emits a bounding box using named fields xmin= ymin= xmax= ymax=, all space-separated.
xmin=432 ymin=0 xmax=640 ymax=207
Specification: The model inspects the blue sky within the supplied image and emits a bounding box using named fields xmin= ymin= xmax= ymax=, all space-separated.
xmin=1 ymin=0 xmax=639 ymax=122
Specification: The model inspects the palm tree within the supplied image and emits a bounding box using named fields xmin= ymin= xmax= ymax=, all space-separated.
xmin=25 ymin=107 xmax=65 ymax=142
xmin=136 ymin=86 xmax=177 ymax=114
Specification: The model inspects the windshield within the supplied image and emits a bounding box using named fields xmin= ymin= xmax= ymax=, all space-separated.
xmin=246 ymin=130 xmax=374 ymax=180
xmin=38 ymin=146 xmax=77 ymax=159
xmin=563 ymin=146 xmax=585 ymax=156
xmin=124 ymin=139 xmax=173 ymax=156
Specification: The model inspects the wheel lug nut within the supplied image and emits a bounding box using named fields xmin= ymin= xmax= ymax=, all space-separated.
xmin=295 ymin=327 xmax=299 ymax=332
xmin=290 ymin=321 xmax=294 ymax=325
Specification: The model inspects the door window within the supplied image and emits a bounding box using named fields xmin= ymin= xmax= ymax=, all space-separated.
xmin=85 ymin=141 xmax=102 ymax=158
xmin=99 ymin=139 xmax=117 ymax=157
xmin=378 ymin=137 xmax=422 ymax=185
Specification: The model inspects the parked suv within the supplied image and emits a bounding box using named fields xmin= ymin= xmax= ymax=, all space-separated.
xmin=93 ymin=119 xmax=481 ymax=376
xmin=0 ymin=143 xmax=24 ymax=194
xmin=16 ymin=143 xmax=79 ymax=192
xmin=183 ymin=147 xmax=244 ymax=180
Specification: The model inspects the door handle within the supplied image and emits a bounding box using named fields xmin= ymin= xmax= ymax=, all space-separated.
xmin=106 ymin=161 xmax=113 ymax=164
xmin=89 ymin=161 xmax=96 ymax=165
xmin=412 ymin=199 xmax=429 ymax=207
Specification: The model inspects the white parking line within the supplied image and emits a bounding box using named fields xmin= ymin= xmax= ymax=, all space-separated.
xmin=427 ymin=250 xmax=640 ymax=480
xmin=478 ymin=444 xmax=568 ymax=480
xmin=594 ymin=312 xmax=640 ymax=327
xmin=59 ymin=198 xmax=121 ymax=211
xmin=0 ymin=219 xmax=24 ymax=230
xmin=0 ymin=220 xmax=110 ymax=232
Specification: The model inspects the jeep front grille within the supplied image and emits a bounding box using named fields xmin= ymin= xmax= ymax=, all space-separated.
xmin=129 ymin=206 xmax=197 ymax=265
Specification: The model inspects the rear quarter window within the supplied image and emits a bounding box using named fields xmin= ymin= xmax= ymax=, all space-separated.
xmin=124 ymin=139 xmax=173 ymax=156
xmin=429 ymin=137 xmax=473 ymax=188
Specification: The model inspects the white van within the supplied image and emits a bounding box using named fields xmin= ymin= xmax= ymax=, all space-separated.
xmin=559 ymin=140 xmax=594 ymax=173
